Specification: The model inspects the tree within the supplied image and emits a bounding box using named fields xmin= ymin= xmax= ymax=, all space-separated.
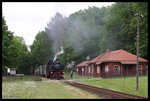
xmin=103 ymin=2 xmax=148 ymax=60
xmin=2 ymin=16 xmax=13 ymax=71
xmin=30 ymin=31 xmax=53 ymax=69
xmin=2 ymin=16 xmax=33 ymax=74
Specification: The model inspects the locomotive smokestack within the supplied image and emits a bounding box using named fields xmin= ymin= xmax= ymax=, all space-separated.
xmin=53 ymin=46 xmax=64 ymax=62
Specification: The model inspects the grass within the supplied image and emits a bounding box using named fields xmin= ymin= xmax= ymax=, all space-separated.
xmin=35 ymin=82 xmax=99 ymax=99
xmin=2 ymin=76 xmax=100 ymax=99
xmin=3 ymin=75 xmax=147 ymax=99
xmin=2 ymin=81 xmax=37 ymax=99
xmin=78 ymin=76 xmax=148 ymax=97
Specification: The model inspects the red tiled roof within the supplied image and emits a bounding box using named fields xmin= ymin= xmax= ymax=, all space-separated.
xmin=89 ymin=49 xmax=148 ymax=64
xmin=76 ymin=61 xmax=88 ymax=67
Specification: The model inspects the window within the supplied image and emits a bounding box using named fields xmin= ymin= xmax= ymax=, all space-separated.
xmin=138 ymin=65 xmax=142 ymax=74
xmin=97 ymin=66 xmax=100 ymax=73
xmin=114 ymin=66 xmax=120 ymax=74
xmin=82 ymin=68 xmax=84 ymax=72
xmin=105 ymin=65 xmax=109 ymax=72
xmin=76 ymin=68 xmax=78 ymax=71
xmin=91 ymin=65 xmax=94 ymax=73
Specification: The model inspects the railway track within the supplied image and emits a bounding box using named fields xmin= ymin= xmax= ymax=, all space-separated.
xmin=65 ymin=82 xmax=147 ymax=99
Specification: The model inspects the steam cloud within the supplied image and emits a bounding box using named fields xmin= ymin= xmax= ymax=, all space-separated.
xmin=45 ymin=12 xmax=98 ymax=53
xmin=66 ymin=61 xmax=75 ymax=69
xmin=53 ymin=46 xmax=64 ymax=62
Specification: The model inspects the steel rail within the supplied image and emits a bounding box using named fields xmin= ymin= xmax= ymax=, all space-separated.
xmin=65 ymin=82 xmax=147 ymax=99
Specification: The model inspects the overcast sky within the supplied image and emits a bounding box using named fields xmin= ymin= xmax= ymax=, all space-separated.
xmin=2 ymin=2 xmax=114 ymax=46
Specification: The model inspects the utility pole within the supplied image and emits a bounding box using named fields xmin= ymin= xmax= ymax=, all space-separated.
xmin=67 ymin=54 xmax=69 ymax=78
xmin=134 ymin=13 xmax=144 ymax=91
xmin=86 ymin=56 xmax=90 ymax=79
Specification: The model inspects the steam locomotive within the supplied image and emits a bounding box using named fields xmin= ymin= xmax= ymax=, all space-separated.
xmin=34 ymin=59 xmax=64 ymax=80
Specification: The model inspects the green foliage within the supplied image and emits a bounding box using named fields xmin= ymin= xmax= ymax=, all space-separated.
xmin=30 ymin=31 xmax=53 ymax=69
xmin=2 ymin=16 xmax=13 ymax=69
xmin=59 ymin=46 xmax=79 ymax=65
xmin=102 ymin=2 xmax=148 ymax=59
xmin=2 ymin=16 xmax=31 ymax=74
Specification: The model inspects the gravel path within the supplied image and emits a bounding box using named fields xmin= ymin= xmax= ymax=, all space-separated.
xmin=42 ymin=78 xmax=102 ymax=82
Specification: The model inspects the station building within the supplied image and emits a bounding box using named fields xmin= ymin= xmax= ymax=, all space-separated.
xmin=76 ymin=49 xmax=148 ymax=78
xmin=76 ymin=61 xmax=88 ymax=76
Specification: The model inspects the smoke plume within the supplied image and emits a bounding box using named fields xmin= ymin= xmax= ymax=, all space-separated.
xmin=53 ymin=46 xmax=64 ymax=62
xmin=45 ymin=12 xmax=98 ymax=53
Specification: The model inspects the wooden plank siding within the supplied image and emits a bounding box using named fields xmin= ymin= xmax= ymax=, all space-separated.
xmin=77 ymin=62 xmax=147 ymax=78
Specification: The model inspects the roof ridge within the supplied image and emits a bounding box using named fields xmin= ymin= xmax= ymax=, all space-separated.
xmin=110 ymin=49 xmax=123 ymax=60
xmin=103 ymin=49 xmax=121 ymax=60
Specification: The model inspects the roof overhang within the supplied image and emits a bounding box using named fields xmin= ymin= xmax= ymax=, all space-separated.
xmin=76 ymin=66 xmax=87 ymax=68
xmin=95 ymin=61 xmax=102 ymax=65
xmin=121 ymin=60 xmax=147 ymax=64
xmin=121 ymin=61 xmax=137 ymax=64
xmin=91 ymin=60 xmax=147 ymax=65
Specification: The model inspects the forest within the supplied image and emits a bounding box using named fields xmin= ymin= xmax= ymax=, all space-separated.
xmin=2 ymin=2 xmax=148 ymax=74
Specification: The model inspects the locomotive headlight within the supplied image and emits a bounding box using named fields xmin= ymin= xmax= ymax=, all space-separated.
xmin=51 ymin=72 xmax=53 ymax=74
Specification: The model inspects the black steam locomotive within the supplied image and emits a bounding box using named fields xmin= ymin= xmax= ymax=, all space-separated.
xmin=34 ymin=59 xmax=64 ymax=80
xmin=46 ymin=59 xmax=64 ymax=79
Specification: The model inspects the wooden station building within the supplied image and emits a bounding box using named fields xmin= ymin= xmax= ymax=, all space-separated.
xmin=76 ymin=49 xmax=148 ymax=78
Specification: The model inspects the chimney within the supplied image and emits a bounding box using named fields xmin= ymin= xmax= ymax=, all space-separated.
xmin=106 ymin=49 xmax=110 ymax=53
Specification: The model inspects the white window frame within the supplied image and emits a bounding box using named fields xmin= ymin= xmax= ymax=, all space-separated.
xmin=91 ymin=65 xmax=94 ymax=73
xmin=138 ymin=65 xmax=142 ymax=74
xmin=105 ymin=65 xmax=109 ymax=72
xmin=82 ymin=68 xmax=84 ymax=72
xmin=97 ymin=66 xmax=100 ymax=74
xmin=114 ymin=65 xmax=120 ymax=74
xmin=97 ymin=66 xmax=100 ymax=73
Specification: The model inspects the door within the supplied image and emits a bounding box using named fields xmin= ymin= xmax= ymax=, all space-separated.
xmin=124 ymin=65 xmax=128 ymax=76
xmin=101 ymin=64 xmax=104 ymax=77
xmin=86 ymin=67 xmax=88 ymax=76
xmin=94 ymin=66 xmax=97 ymax=77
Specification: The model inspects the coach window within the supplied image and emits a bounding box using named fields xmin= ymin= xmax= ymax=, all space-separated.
xmin=138 ymin=65 xmax=142 ymax=74
xmin=114 ymin=65 xmax=120 ymax=74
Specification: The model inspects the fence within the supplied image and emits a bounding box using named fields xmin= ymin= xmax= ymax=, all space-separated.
xmin=102 ymin=70 xmax=147 ymax=78
xmin=2 ymin=75 xmax=42 ymax=82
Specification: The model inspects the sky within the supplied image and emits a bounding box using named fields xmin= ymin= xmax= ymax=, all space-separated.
xmin=2 ymin=2 xmax=114 ymax=46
